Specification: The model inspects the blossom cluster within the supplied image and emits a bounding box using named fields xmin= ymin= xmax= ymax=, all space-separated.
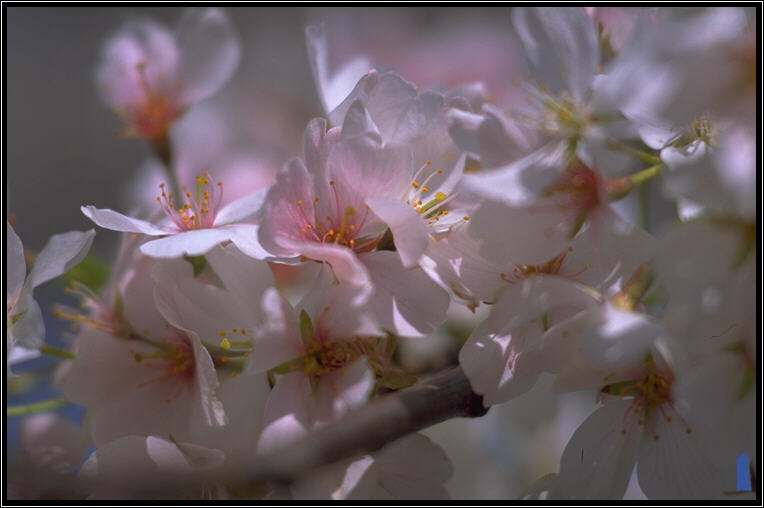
xmin=6 ymin=7 xmax=757 ymax=500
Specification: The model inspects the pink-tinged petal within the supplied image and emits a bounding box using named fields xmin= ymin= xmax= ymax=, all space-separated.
xmin=513 ymin=7 xmax=598 ymax=101
xmin=6 ymin=221 xmax=25 ymax=302
xmin=95 ymin=18 xmax=179 ymax=109
xmin=292 ymin=455 xmax=377 ymax=500
xmin=27 ymin=229 xmax=95 ymax=289
xmin=305 ymin=23 xmax=371 ymax=114
xmin=221 ymin=224 xmax=272 ymax=260
xmin=297 ymin=243 xmax=372 ymax=301
xmin=79 ymin=435 xmax=225 ymax=497
xmin=249 ymin=288 xmax=303 ymax=373
xmin=462 ymin=142 xmax=566 ymax=205
xmin=326 ymin=135 xmax=413 ymax=214
xmin=258 ymin=157 xmax=318 ymax=257
xmin=373 ymin=433 xmax=452 ymax=500
xmin=299 ymin=266 xmax=379 ymax=339
xmin=361 ymin=251 xmax=448 ymax=338
xmin=120 ymin=257 xmax=169 ymax=342
xmin=566 ymin=207 xmax=656 ymax=291
xmin=152 ymin=259 xmax=253 ymax=344
xmin=366 ymin=198 xmax=428 ymax=268
xmin=419 ymin=227 xmax=507 ymax=309
xmin=205 ymin=243 xmax=275 ymax=316
xmin=469 ymin=199 xmax=574 ymax=266
xmin=212 ymin=187 xmax=266 ymax=226
xmin=458 ymin=316 xmax=541 ymax=406
xmin=557 ymin=399 xmax=642 ymax=499
xmin=81 ymin=205 xmax=171 ymax=236
xmin=303 ymin=117 xmax=330 ymax=178
xmin=448 ymin=104 xmax=533 ymax=169
xmin=340 ymin=100 xmax=381 ymax=141
xmin=637 ymin=405 xmax=723 ymax=499
xmin=176 ymin=8 xmax=241 ymax=104
xmin=315 ymin=359 xmax=375 ymax=424
xmin=189 ymin=330 xmax=227 ymax=427
xmin=139 ymin=228 xmax=233 ymax=258
xmin=257 ymin=372 xmax=312 ymax=453
xmin=328 ymin=71 xmax=418 ymax=139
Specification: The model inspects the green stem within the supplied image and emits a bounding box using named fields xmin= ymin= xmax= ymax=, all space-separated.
xmin=606 ymin=139 xmax=661 ymax=166
xmin=40 ymin=344 xmax=76 ymax=360
xmin=629 ymin=163 xmax=664 ymax=186
xmin=7 ymin=397 xmax=69 ymax=417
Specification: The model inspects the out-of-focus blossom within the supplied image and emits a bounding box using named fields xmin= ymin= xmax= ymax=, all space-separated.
xmin=81 ymin=174 xmax=268 ymax=259
xmin=656 ymin=220 xmax=756 ymax=471
xmin=600 ymin=7 xmax=754 ymax=129
xmin=291 ymin=433 xmax=452 ymax=499
xmin=95 ymin=8 xmax=241 ymax=139
xmin=6 ymin=222 xmax=94 ymax=374
xmin=8 ymin=414 xmax=89 ymax=499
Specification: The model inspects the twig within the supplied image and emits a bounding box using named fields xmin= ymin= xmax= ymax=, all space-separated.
xmin=234 ymin=366 xmax=487 ymax=486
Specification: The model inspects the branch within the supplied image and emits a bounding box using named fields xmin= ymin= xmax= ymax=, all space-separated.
xmin=235 ymin=366 xmax=486 ymax=486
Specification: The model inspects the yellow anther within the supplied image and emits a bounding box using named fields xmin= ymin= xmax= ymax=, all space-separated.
xmin=221 ymin=338 xmax=231 ymax=350
xmin=425 ymin=160 xmax=432 ymax=165
xmin=314 ymin=196 xmax=319 ymax=202
xmin=437 ymin=168 xmax=443 ymax=174
xmin=412 ymin=182 xmax=420 ymax=188
xmin=435 ymin=192 xmax=446 ymax=201
xmin=421 ymin=187 xmax=429 ymax=193
xmin=297 ymin=200 xmax=303 ymax=206
xmin=463 ymin=216 xmax=470 ymax=221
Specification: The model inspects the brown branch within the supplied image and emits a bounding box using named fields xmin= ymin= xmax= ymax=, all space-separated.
xmin=235 ymin=366 xmax=487 ymax=486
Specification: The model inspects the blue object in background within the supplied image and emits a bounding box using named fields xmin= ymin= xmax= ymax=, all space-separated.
xmin=737 ymin=452 xmax=752 ymax=492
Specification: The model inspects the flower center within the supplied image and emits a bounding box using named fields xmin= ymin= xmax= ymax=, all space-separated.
xmin=500 ymin=246 xmax=589 ymax=284
xmin=132 ymin=332 xmax=196 ymax=403
xmin=292 ymin=181 xmax=378 ymax=252
xmin=123 ymin=62 xmax=182 ymax=139
xmin=407 ymin=160 xmax=469 ymax=229
xmin=157 ymin=172 xmax=224 ymax=232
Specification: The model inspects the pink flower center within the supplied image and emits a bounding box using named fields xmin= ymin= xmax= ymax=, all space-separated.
xmin=123 ymin=62 xmax=182 ymax=139
xmin=132 ymin=332 xmax=196 ymax=403
xmin=545 ymin=162 xmax=601 ymax=215
xmin=156 ymin=172 xmax=224 ymax=232
xmin=291 ymin=181 xmax=377 ymax=252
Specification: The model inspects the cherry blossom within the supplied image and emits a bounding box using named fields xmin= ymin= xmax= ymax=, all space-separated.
xmin=95 ymin=8 xmax=241 ymax=139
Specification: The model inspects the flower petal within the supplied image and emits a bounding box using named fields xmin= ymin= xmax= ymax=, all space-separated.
xmin=27 ymin=229 xmax=95 ymax=288
xmin=81 ymin=205 xmax=170 ymax=236
xmin=212 ymin=187 xmax=267 ymax=226
xmin=637 ymin=405 xmax=723 ymax=499
xmin=365 ymin=198 xmax=428 ymax=268
xmin=557 ymin=398 xmax=641 ymax=499
xmin=513 ymin=7 xmax=598 ymax=101
xmin=361 ymin=251 xmax=449 ymax=337
xmin=6 ymin=221 xmax=25 ymax=303
xmin=176 ymin=8 xmax=241 ymax=103
xmin=139 ymin=228 xmax=234 ymax=258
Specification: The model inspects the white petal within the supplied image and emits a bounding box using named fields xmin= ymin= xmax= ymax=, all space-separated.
xmin=557 ymin=398 xmax=641 ymax=499
xmin=366 ymin=198 xmax=429 ymax=268
xmin=139 ymin=227 xmax=233 ymax=258
xmin=361 ymin=251 xmax=449 ymax=338
xmin=305 ymin=23 xmax=371 ymax=114
xmin=513 ymin=7 xmax=598 ymax=101
xmin=212 ymin=187 xmax=267 ymax=226
xmin=292 ymin=455 xmax=377 ymax=500
xmin=249 ymin=288 xmax=303 ymax=373
xmin=257 ymin=372 xmax=312 ymax=453
xmin=176 ymin=8 xmax=241 ymax=103
xmin=189 ymin=330 xmax=227 ymax=427
xmin=81 ymin=205 xmax=170 ymax=235
xmin=373 ymin=433 xmax=452 ymax=500
xmin=28 ymin=229 xmax=95 ymax=288
xmin=637 ymin=405 xmax=723 ymax=499
xmin=222 ymin=224 xmax=272 ymax=260
xmin=205 ymin=243 xmax=275 ymax=317
xmin=6 ymin=221 xmax=25 ymax=303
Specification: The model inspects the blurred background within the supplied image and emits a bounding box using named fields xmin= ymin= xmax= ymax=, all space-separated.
xmin=9 ymin=6 xmax=745 ymax=500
